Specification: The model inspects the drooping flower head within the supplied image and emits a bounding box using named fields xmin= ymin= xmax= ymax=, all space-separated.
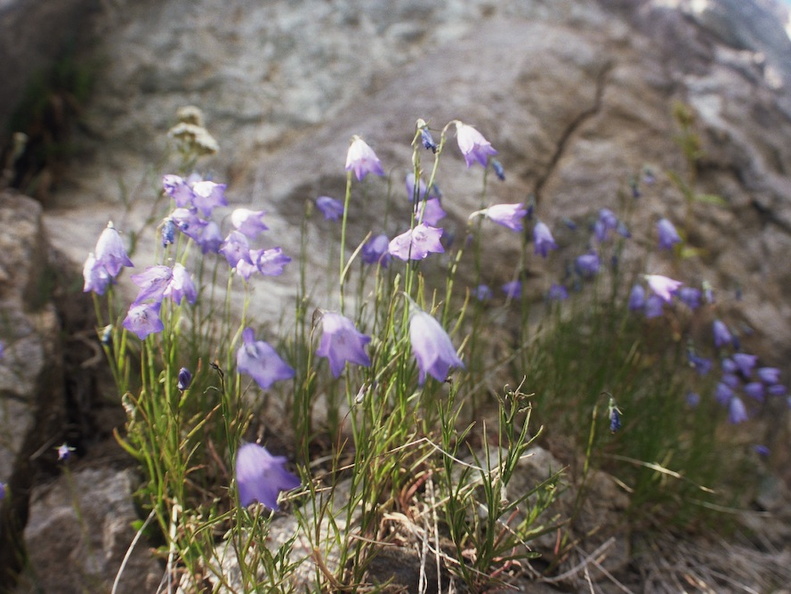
xmin=254 ymin=247 xmax=291 ymax=276
xmin=408 ymin=303 xmax=464 ymax=385
xmin=345 ymin=135 xmax=384 ymax=181
xmin=414 ymin=198 xmax=446 ymax=226
xmin=676 ymin=287 xmax=702 ymax=310
xmin=362 ymin=234 xmax=391 ymax=267
xmin=454 ymin=121 xmax=497 ymax=168
xmin=628 ymin=284 xmax=645 ymax=311
xmin=177 ymin=367 xmax=192 ymax=391
xmin=473 ymin=284 xmax=493 ymax=302
xmin=388 ymin=224 xmax=444 ymax=261
xmin=657 ymin=218 xmax=681 ymax=250
xmin=191 ymin=180 xmax=227 ymax=216
xmin=405 ymin=173 xmax=440 ymax=203
xmin=712 ymin=319 xmax=733 ymax=349
xmin=219 ymin=231 xmax=253 ymax=268
xmin=198 ymin=221 xmax=224 ymax=254
xmin=594 ymin=209 xmax=619 ymax=242
xmin=728 ymin=396 xmax=749 ymax=424
xmin=502 ymin=280 xmax=522 ymax=300
xmin=315 ymin=312 xmax=372 ymax=378
xmin=575 ymin=252 xmax=600 ymax=278
xmin=169 ymin=207 xmax=209 ymax=241
xmin=162 ymin=174 xmax=195 ymax=207
xmin=235 ymin=443 xmax=300 ymax=510
xmin=644 ymin=274 xmax=682 ymax=303
xmin=231 ymin=208 xmax=268 ymax=238
xmin=547 ymin=284 xmax=569 ymax=302
xmin=130 ymin=265 xmax=173 ymax=304
xmin=163 ymin=263 xmax=197 ymax=305
xmin=236 ymin=328 xmax=295 ymax=389
xmin=315 ymin=196 xmax=344 ymax=221
xmin=644 ymin=295 xmax=665 ymax=319
xmin=122 ymin=302 xmax=164 ymax=340
xmin=533 ymin=221 xmax=558 ymax=257
xmin=94 ymin=222 xmax=134 ymax=277
xmin=83 ymin=252 xmax=112 ymax=295
xmin=470 ymin=203 xmax=527 ymax=232
xmin=57 ymin=443 xmax=75 ymax=461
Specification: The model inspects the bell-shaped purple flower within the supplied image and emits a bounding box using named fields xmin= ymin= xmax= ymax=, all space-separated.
xmin=57 ymin=443 xmax=75 ymax=461
xmin=687 ymin=351 xmax=712 ymax=376
xmin=715 ymin=381 xmax=735 ymax=405
xmin=712 ymin=319 xmax=733 ymax=349
xmin=231 ymin=208 xmax=268 ymax=238
xmin=255 ymin=247 xmax=291 ymax=276
xmin=94 ymin=222 xmax=134 ymax=277
xmin=177 ymin=367 xmax=192 ymax=391
xmin=414 ymin=198 xmax=446 ymax=226
xmin=409 ymin=306 xmax=464 ymax=384
xmin=677 ymin=287 xmax=702 ymax=310
xmin=575 ymin=252 xmax=600 ymax=277
xmin=594 ymin=209 xmax=619 ymax=242
xmin=406 ymin=173 xmax=438 ymax=202
xmin=198 ymin=220 xmax=223 ymax=254
xmin=644 ymin=295 xmax=665 ymax=319
xmin=170 ymin=208 xmax=209 ymax=241
xmin=315 ymin=312 xmax=372 ymax=378
xmin=235 ymin=443 xmax=300 ymax=510
xmin=123 ymin=302 xmax=164 ymax=340
xmin=362 ymin=234 xmax=391 ymax=267
xmin=315 ymin=196 xmax=344 ymax=221
xmin=131 ymin=265 xmax=172 ymax=304
xmin=743 ymin=382 xmax=765 ymax=402
xmin=533 ymin=221 xmax=558 ymax=257
xmin=728 ymin=396 xmax=749 ymax=424
xmin=547 ymin=284 xmax=569 ymax=302
xmin=162 ymin=174 xmax=195 ymax=207
xmin=454 ymin=122 xmax=497 ymax=168
xmin=628 ymin=284 xmax=645 ymax=311
xmin=757 ymin=367 xmax=781 ymax=384
xmin=388 ymin=224 xmax=444 ymax=261
xmin=644 ymin=274 xmax=682 ymax=303
xmin=473 ymin=203 xmax=527 ymax=232
xmin=236 ymin=328 xmax=295 ymax=389
xmin=657 ymin=218 xmax=681 ymax=250
xmin=220 ymin=231 xmax=253 ymax=268
xmin=502 ymin=280 xmax=522 ymax=300
xmin=83 ymin=252 xmax=112 ymax=295
xmin=732 ymin=353 xmax=757 ymax=378
xmin=473 ymin=284 xmax=493 ymax=301
xmin=164 ymin=263 xmax=197 ymax=305
xmin=345 ymin=135 xmax=384 ymax=181
xmin=192 ymin=180 xmax=227 ymax=216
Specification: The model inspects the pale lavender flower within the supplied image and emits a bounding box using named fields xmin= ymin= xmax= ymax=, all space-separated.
xmin=94 ymin=222 xmax=133 ymax=277
xmin=769 ymin=384 xmax=787 ymax=396
xmin=177 ymin=367 xmax=192 ymax=391
xmin=715 ymin=382 xmax=735 ymax=405
xmin=721 ymin=373 xmax=740 ymax=389
xmin=732 ymin=353 xmax=757 ymax=378
xmin=687 ymin=351 xmax=712 ymax=376
xmin=345 ymin=135 xmax=384 ymax=180
xmin=219 ymin=231 xmax=253 ymax=268
xmin=575 ymin=252 xmax=600 ymax=277
xmin=123 ymin=302 xmax=164 ymax=340
xmin=744 ymin=382 xmax=765 ymax=401
xmin=169 ymin=207 xmax=208 ymax=241
xmin=644 ymin=274 xmax=682 ymax=303
xmin=405 ymin=173 xmax=431 ymax=202
xmin=315 ymin=312 xmax=371 ymax=378
xmin=472 ymin=203 xmax=527 ymax=232
xmin=547 ymin=284 xmax=569 ymax=301
xmin=361 ymin=234 xmax=391 ymax=267
xmin=628 ymin=284 xmax=645 ymax=311
xmin=409 ymin=306 xmax=464 ymax=384
xmin=231 ymin=208 xmax=268 ymax=237
xmin=131 ymin=265 xmax=172 ymax=304
xmin=473 ymin=284 xmax=493 ymax=301
xmin=57 ymin=443 xmax=75 ymax=461
xmin=163 ymin=263 xmax=197 ymax=305
xmin=236 ymin=328 xmax=295 ymax=389
xmin=83 ymin=253 xmax=112 ymax=295
xmin=198 ymin=221 xmax=223 ymax=254
xmin=414 ymin=198 xmax=446 ymax=226
xmin=255 ymin=247 xmax=291 ymax=276
xmin=594 ymin=209 xmax=618 ymax=242
xmin=657 ymin=218 xmax=681 ymax=250
xmin=728 ymin=396 xmax=749 ymax=424
xmin=454 ymin=122 xmax=497 ymax=168
xmin=712 ymin=320 xmax=733 ymax=349
xmin=644 ymin=295 xmax=665 ymax=318
xmin=533 ymin=221 xmax=557 ymax=257
xmin=388 ymin=224 xmax=444 ymax=261
xmin=162 ymin=174 xmax=194 ymax=207
xmin=757 ymin=367 xmax=781 ymax=384
xmin=677 ymin=287 xmax=702 ymax=310
xmin=192 ymin=180 xmax=227 ymax=216
xmin=721 ymin=358 xmax=737 ymax=374
xmin=235 ymin=443 xmax=300 ymax=510
xmin=502 ymin=280 xmax=522 ymax=300
xmin=315 ymin=196 xmax=344 ymax=221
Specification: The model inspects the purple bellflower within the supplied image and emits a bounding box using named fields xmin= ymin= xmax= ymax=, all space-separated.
xmin=732 ymin=353 xmax=757 ymax=378
xmin=163 ymin=263 xmax=197 ymax=305
xmin=362 ymin=234 xmax=391 ymax=267
xmin=83 ymin=252 xmax=112 ymax=295
xmin=170 ymin=208 xmax=208 ymax=241
xmin=408 ymin=305 xmax=464 ymax=384
xmin=198 ymin=221 xmax=223 ymax=254
xmin=345 ymin=135 xmax=384 ymax=181
xmin=191 ymin=180 xmax=227 ymax=216
xmin=94 ymin=222 xmax=134 ymax=277
xmin=757 ymin=367 xmax=781 ymax=384
xmin=728 ymin=396 xmax=749 ymax=424
xmin=547 ymin=284 xmax=569 ymax=301
xmin=177 ymin=367 xmax=192 ymax=391
xmin=237 ymin=328 xmax=295 ymax=389
xmin=57 ymin=443 xmax=75 ymax=461
xmin=644 ymin=274 xmax=682 ymax=303
xmin=235 ymin=443 xmax=300 ymax=510
xmin=231 ymin=208 xmax=269 ymax=238
xmin=715 ymin=381 xmax=735 ymax=405
xmin=162 ymin=174 xmax=195 ymax=207
xmin=677 ymin=287 xmax=702 ymax=310
xmin=473 ymin=284 xmax=493 ymax=301
xmin=219 ymin=231 xmax=253 ymax=268
xmin=388 ymin=224 xmax=444 ymax=261
xmin=315 ymin=196 xmax=344 ymax=221
xmin=454 ymin=121 xmax=497 ymax=168
xmin=315 ymin=312 xmax=372 ymax=378
xmin=594 ymin=209 xmax=619 ymax=242
xmin=123 ymin=302 xmax=164 ymax=340
xmin=254 ymin=247 xmax=291 ymax=276
xmin=414 ymin=198 xmax=446 ymax=226
xmin=628 ymin=284 xmax=645 ymax=311
xmin=657 ymin=218 xmax=681 ymax=250
xmin=712 ymin=319 xmax=733 ymax=349
xmin=131 ymin=265 xmax=172 ymax=304
xmin=405 ymin=173 xmax=436 ymax=202
xmin=744 ymin=382 xmax=765 ymax=401
xmin=533 ymin=221 xmax=558 ymax=257
xmin=644 ymin=295 xmax=665 ymax=319
xmin=575 ymin=252 xmax=600 ymax=277
xmin=502 ymin=280 xmax=522 ymax=300
xmin=470 ymin=203 xmax=527 ymax=232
